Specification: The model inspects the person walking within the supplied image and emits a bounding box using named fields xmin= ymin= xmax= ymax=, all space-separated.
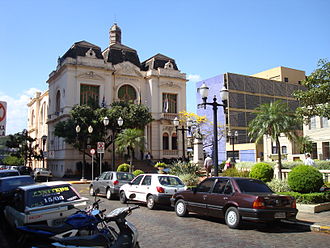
xmin=304 ymin=153 xmax=315 ymax=166
xmin=204 ymin=154 xmax=213 ymax=177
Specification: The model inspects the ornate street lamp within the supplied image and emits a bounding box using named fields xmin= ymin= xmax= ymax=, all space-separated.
xmin=197 ymin=82 xmax=228 ymax=176
xmin=41 ymin=135 xmax=47 ymax=168
xmin=173 ymin=117 xmax=192 ymax=160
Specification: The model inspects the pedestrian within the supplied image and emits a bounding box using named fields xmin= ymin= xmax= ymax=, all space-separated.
xmin=304 ymin=153 xmax=315 ymax=166
xmin=204 ymin=154 xmax=213 ymax=177
xmin=145 ymin=152 xmax=153 ymax=166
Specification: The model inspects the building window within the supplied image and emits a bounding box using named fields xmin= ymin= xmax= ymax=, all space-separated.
xmin=284 ymin=77 xmax=289 ymax=82
xmin=312 ymin=143 xmax=317 ymax=159
xmin=56 ymin=90 xmax=61 ymax=113
xmin=309 ymin=116 xmax=316 ymax=129
xmin=163 ymin=133 xmax=169 ymax=150
xmin=118 ymin=84 xmax=137 ymax=103
xmin=322 ymin=142 xmax=330 ymax=160
xmin=80 ymin=84 xmax=100 ymax=107
xmin=320 ymin=117 xmax=329 ymax=128
xmin=272 ymin=145 xmax=278 ymax=154
xmin=172 ymin=133 xmax=178 ymax=150
xmin=162 ymin=93 xmax=177 ymax=113
xmin=282 ymin=146 xmax=287 ymax=154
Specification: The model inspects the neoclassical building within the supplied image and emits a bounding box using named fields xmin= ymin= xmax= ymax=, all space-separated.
xmin=29 ymin=24 xmax=187 ymax=177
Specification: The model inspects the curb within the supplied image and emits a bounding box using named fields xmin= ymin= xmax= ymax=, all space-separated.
xmin=69 ymin=180 xmax=91 ymax=184
xmin=282 ymin=219 xmax=330 ymax=234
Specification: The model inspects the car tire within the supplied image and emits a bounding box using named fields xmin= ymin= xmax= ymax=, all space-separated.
xmin=120 ymin=191 xmax=127 ymax=204
xmin=225 ymin=207 xmax=241 ymax=229
xmin=175 ymin=199 xmax=188 ymax=217
xmin=146 ymin=195 xmax=156 ymax=210
xmin=89 ymin=186 xmax=95 ymax=196
xmin=106 ymin=188 xmax=113 ymax=200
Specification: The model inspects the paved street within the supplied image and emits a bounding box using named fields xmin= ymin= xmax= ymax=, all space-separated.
xmin=74 ymin=184 xmax=330 ymax=248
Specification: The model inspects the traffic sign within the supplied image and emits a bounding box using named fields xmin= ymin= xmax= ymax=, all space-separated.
xmin=90 ymin=148 xmax=96 ymax=155
xmin=97 ymin=142 xmax=105 ymax=153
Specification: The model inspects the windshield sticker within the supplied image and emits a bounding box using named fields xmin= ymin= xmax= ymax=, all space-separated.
xmin=32 ymin=186 xmax=70 ymax=197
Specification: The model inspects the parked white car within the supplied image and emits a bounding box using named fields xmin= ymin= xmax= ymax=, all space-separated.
xmin=119 ymin=173 xmax=186 ymax=209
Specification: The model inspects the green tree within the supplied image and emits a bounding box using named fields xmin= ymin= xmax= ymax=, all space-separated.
xmin=248 ymin=101 xmax=299 ymax=180
xmin=115 ymin=128 xmax=145 ymax=172
xmin=3 ymin=155 xmax=24 ymax=166
xmin=294 ymin=59 xmax=330 ymax=120
xmin=295 ymin=135 xmax=313 ymax=154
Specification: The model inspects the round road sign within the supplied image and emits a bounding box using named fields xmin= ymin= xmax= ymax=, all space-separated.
xmin=90 ymin=148 xmax=96 ymax=155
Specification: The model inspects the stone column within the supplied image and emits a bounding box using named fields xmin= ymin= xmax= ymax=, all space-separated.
xmin=193 ymin=137 xmax=204 ymax=167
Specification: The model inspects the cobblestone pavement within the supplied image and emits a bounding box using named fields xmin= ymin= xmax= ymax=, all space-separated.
xmin=75 ymin=184 xmax=330 ymax=248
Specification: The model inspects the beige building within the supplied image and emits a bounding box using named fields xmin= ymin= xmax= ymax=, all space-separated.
xmin=253 ymin=66 xmax=306 ymax=162
xmin=304 ymin=116 xmax=330 ymax=160
xmin=29 ymin=24 xmax=187 ymax=177
xmin=27 ymin=91 xmax=49 ymax=168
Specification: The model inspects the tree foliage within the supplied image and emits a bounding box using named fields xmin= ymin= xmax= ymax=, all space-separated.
xmin=248 ymin=100 xmax=299 ymax=179
xmin=295 ymin=135 xmax=313 ymax=154
xmin=294 ymin=59 xmax=330 ymax=120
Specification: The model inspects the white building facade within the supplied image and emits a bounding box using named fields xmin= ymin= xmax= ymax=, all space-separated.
xmin=39 ymin=24 xmax=187 ymax=177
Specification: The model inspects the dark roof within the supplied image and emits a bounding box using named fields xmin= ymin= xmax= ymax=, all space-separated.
xmin=59 ymin=41 xmax=104 ymax=64
xmin=103 ymin=43 xmax=141 ymax=68
xmin=141 ymin=53 xmax=178 ymax=71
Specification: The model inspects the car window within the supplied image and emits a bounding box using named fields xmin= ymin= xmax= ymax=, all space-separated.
xmin=110 ymin=173 xmax=113 ymax=180
xmin=142 ymin=175 xmax=152 ymax=185
xmin=99 ymin=172 xmax=107 ymax=180
xmin=213 ymin=179 xmax=229 ymax=194
xmin=197 ymin=179 xmax=215 ymax=193
xmin=223 ymin=181 xmax=233 ymax=195
xmin=26 ymin=184 xmax=81 ymax=208
xmin=235 ymin=179 xmax=273 ymax=193
xmin=158 ymin=176 xmax=184 ymax=186
xmin=131 ymin=175 xmax=144 ymax=185
xmin=104 ymin=173 xmax=110 ymax=180
xmin=117 ymin=173 xmax=134 ymax=181
xmin=0 ymin=171 xmax=19 ymax=178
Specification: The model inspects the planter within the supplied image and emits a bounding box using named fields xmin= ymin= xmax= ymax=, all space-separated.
xmin=297 ymin=202 xmax=330 ymax=213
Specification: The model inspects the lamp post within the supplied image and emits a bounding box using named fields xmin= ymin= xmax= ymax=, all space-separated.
xmin=228 ymin=130 xmax=238 ymax=163
xmin=75 ymin=124 xmax=93 ymax=180
xmin=41 ymin=135 xmax=47 ymax=168
xmin=103 ymin=116 xmax=123 ymax=171
xmin=173 ymin=117 xmax=193 ymax=161
xmin=197 ymin=82 xmax=228 ymax=176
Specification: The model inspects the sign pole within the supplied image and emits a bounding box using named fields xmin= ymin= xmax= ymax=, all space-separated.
xmin=92 ymin=154 xmax=94 ymax=180
xmin=100 ymin=153 xmax=102 ymax=175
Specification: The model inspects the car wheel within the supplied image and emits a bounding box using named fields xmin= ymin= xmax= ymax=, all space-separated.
xmin=120 ymin=191 xmax=127 ymax=204
xmin=175 ymin=199 xmax=188 ymax=217
xmin=106 ymin=188 xmax=113 ymax=200
xmin=146 ymin=195 xmax=156 ymax=210
xmin=89 ymin=186 xmax=95 ymax=196
xmin=225 ymin=207 xmax=241 ymax=229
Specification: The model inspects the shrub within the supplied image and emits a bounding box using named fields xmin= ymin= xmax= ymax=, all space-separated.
xmin=288 ymin=165 xmax=324 ymax=193
xmin=315 ymin=160 xmax=330 ymax=170
xmin=178 ymin=173 xmax=200 ymax=187
xmin=267 ymin=179 xmax=291 ymax=192
xmin=279 ymin=191 xmax=330 ymax=204
xmin=154 ymin=162 xmax=167 ymax=168
xmin=222 ymin=168 xmax=250 ymax=178
xmin=133 ymin=169 xmax=144 ymax=177
xmin=3 ymin=156 xmax=24 ymax=166
xmin=169 ymin=161 xmax=200 ymax=176
xmin=249 ymin=162 xmax=274 ymax=182
xmin=117 ymin=163 xmax=131 ymax=172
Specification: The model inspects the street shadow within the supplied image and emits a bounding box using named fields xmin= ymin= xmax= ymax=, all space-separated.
xmin=187 ymin=213 xmax=311 ymax=234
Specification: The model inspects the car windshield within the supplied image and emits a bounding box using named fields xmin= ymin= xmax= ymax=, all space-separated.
xmin=0 ymin=177 xmax=35 ymax=192
xmin=235 ymin=179 xmax=273 ymax=193
xmin=26 ymin=184 xmax=81 ymax=208
xmin=0 ymin=171 xmax=19 ymax=178
xmin=117 ymin=172 xmax=134 ymax=181
xmin=158 ymin=176 xmax=184 ymax=187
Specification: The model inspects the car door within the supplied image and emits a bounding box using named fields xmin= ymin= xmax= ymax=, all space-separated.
xmin=206 ymin=178 xmax=232 ymax=218
xmin=94 ymin=172 xmax=107 ymax=194
xmin=186 ymin=178 xmax=215 ymax=215
xmin=125 ymin=175 xmax=144 ymax=200
xmin=138 ymin=175 xmax=152 ymax=202
xmin=100 ymin=172 xmax=111 ymax=194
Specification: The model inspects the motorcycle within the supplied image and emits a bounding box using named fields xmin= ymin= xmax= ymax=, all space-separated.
xmin=52 ymin=194 xmax=140 ymax=248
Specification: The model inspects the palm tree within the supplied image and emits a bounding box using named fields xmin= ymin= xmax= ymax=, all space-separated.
xmin=295 ymin=135 xmax=313 ymax=154
xmin=115 ymin=128 xmax=145 ymax=172
xmin=248 ymin=101 xmax=298 ymax=180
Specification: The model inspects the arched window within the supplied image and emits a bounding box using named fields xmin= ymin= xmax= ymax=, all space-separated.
xmin=163 ymin=133 xmax=169 ymax=150
xmin=118 ymin=85 xmax=137 ymax=102
xmin=56 ymin=90 xmax=61 ymax=113
xmin=172 ymin=133 xmax=178 ymax=150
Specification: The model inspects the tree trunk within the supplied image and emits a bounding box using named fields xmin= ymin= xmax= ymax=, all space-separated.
xmin=129 ymin=148 xmax=134 ymax=173
xmin=276 ymin=137 xmax=282 ymax=180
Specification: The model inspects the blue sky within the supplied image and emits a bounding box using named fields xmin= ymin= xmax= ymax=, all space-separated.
xmin=0 ymin=0 xmax=329 ymax=134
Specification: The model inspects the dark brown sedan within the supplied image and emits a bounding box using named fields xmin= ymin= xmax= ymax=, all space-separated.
xmin=170 ymin=177 xmax=298 ymax=228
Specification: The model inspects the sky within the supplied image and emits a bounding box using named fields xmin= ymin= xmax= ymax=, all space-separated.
xmin=0 ymin=0 xmax=329 ymax=135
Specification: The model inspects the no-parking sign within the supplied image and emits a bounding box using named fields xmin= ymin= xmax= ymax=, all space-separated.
xmin=97 ymin=142 xmax=105 ymax=153
xmin=0 ymin=101 xmax=7 ymax=137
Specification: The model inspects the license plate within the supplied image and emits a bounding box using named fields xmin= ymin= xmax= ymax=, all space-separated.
xmin=52 ymin=218 xmax=65 ymax=226
xmin=274 ymin=212 xmax=286 ymax=219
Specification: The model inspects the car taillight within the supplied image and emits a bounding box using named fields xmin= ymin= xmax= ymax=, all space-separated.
xmin=291 ymin=199 xmax=296 ymax=208
xmin=113 ymin=180 xmax=119 ymax=185
xmin=253 ymin=197 xmax=266 ymax=209
xmin=156 ymin=186 xmax=165 ymax=193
